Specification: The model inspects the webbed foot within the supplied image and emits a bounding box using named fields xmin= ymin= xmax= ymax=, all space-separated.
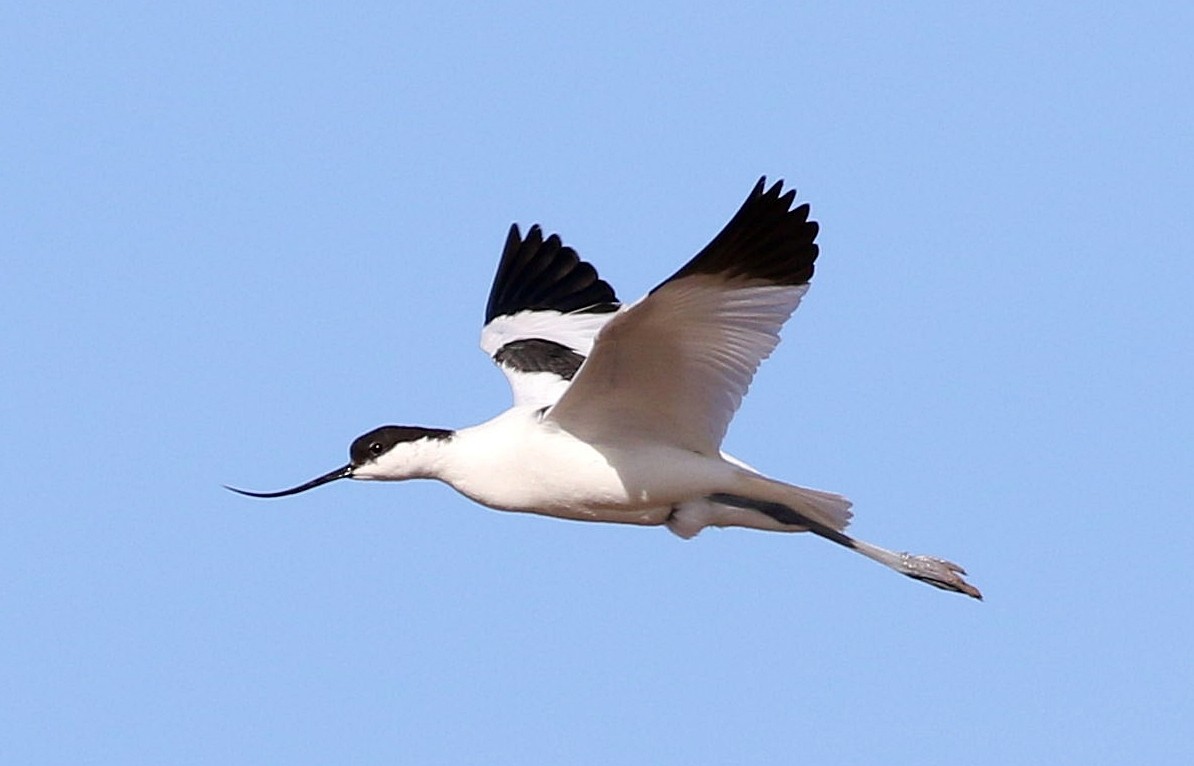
xmin=898 ymin=553 xmax=983 ymax=599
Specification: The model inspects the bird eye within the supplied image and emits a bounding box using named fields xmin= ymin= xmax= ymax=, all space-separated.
xmin=369 ymin=441 xmax=384 ymax=456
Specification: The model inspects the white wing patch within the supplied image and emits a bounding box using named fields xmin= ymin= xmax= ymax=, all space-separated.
xmin=480 ymin=310 xmax=614 ymax=359
xmin=481 ymin=309 xmax=619 ymax=409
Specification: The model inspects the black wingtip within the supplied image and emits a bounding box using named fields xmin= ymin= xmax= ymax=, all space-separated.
xmin=504 ymin=223 xmax=523 ymax=251
xmin=654 ymin=177 xmax=819 ymax=290
xmin=485 ymin=221 xmax=619 ymax=324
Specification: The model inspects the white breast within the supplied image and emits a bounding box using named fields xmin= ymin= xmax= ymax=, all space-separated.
xmin=438 ymin=408 xmax=737 ymax=520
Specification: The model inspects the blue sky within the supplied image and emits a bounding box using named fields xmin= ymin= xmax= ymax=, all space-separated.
xmin=3 ymin=2 xmax=1193 ymax=763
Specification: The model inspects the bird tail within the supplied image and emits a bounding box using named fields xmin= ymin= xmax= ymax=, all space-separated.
xmin=679 ymin=472 xmax=982 ymax=599
xmin=725 ymin=473 xmax=854 ymax=533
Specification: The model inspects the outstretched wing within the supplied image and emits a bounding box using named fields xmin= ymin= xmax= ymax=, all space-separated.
xmin=546 ymin=178 xmax=818 ymax=455
xmin=480 ymin=224 xmax=620 ymax=408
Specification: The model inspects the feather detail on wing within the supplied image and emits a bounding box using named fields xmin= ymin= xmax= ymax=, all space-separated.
xmin=546 ymin=178 xmax=819 ymax=454
xmin=480 ymin=224 xmax=620 ymax=408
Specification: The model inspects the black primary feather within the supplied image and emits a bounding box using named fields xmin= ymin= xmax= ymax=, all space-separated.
xmin=654 ymin=177 xmax=818 ymax=292
xmin=485 ymin=224 xmax=620 ymax=324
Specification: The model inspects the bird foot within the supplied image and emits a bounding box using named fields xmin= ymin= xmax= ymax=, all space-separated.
xmin=898 ymin=553 xmax=983 ymax=600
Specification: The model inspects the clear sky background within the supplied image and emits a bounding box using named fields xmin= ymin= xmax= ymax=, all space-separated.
xmin=4 ymin=3 xmax=1192 ymax=764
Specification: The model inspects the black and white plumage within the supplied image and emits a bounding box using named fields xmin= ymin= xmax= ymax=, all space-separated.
xmin=481 ymin=223 xmax=620 ymax=409
xmin=229 ymin=178 xmax=981 ymax=599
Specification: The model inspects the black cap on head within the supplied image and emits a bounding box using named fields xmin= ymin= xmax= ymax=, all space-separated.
xmin=349 ymin=425 xmax=453 ymax=466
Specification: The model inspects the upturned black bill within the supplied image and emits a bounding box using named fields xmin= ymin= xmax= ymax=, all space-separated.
xmin=225 ymin=464 xmax=352 ymax=498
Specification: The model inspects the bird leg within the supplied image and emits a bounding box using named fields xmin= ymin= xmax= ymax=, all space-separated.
xmin=706 ymin=493 xmax=982 ymax=599
xmin=851 ymin=541 xmax=983 ymax=600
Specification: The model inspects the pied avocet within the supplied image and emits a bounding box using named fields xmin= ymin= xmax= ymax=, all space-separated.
xmin=229 ymin=178 xmax=981 ymax=599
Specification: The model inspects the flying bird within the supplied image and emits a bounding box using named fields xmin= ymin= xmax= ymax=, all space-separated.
xmin=229 ymin=178 xmax=981 ymax=599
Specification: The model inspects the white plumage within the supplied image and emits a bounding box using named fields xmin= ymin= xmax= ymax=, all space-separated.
xmin=480 ymin=309 xmax=614 ymax=408
xmin=550 ymin=279 xmax=808 ymax=455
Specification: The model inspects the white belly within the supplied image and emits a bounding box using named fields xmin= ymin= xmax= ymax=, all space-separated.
xmin=439 ymin=408 xmax=736 ymax=524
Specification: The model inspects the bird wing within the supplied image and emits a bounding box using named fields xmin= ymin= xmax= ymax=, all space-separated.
xmin=546 ymin=178 xmax=818 ymax=456
xmin=480 ymin=224 xmax=620 ymax=409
